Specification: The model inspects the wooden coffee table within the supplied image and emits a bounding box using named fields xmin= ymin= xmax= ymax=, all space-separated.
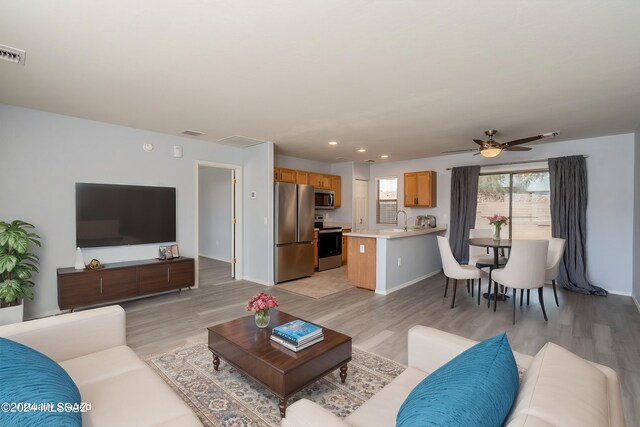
xmin=207 ymin=309 xmax=352 ymax=418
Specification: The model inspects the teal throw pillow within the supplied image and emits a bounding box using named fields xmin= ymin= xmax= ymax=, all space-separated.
xmin=396 ymin=332 xmax=519 ymax=427
xmin=0 ymin=337 xmax=82 ymax=427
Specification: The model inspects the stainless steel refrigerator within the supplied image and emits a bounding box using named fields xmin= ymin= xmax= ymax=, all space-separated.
xmin=274 ymin=182 xmax=315 ymax=283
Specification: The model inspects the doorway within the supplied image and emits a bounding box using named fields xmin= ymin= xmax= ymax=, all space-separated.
xmin=195 ymin=161 xmax=242 ymax=287
xmin=354 ymin=179 xmax=369 ymax=231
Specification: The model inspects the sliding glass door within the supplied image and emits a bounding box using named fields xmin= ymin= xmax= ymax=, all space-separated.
xmin=475 ymin=171 xmax=551 ymax=240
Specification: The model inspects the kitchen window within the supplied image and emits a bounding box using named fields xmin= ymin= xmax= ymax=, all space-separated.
xmin=475 ymin=169 xmax=551 ymax=240
xmin=376 ymin=177 xmax=398 ymax=224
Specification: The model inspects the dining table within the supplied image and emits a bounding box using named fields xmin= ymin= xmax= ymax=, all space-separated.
xmin=467 ymin=237 xmax=512 ymax=301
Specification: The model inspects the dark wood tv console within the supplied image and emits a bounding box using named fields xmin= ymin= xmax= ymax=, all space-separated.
xmin=57 ymin=257 xmax=195 ymax=310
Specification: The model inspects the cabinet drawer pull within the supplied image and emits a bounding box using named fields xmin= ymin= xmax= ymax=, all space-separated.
xmin=100 ymin=277 xmax=103 ymax=294
xmin=167 ymin=268 xmax=170 ymax=283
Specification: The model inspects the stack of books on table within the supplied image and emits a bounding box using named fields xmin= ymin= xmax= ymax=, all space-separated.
xmin=270 ymin=320 xmax=324 ymax=352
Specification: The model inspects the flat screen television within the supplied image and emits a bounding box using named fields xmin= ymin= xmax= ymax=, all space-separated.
xmin=76 ymin=183 xmax=176 ymax=248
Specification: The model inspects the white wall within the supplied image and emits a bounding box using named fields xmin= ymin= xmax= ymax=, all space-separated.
xmin=198 ymin=167 xmax=232 ymax=261
xmin=275 ymin=154 xmax=331 ymax=174
xmin=368 ymin=133 xmax=636 ymax=295
xmin=243 ymin=141 xmax=275 ymax=286
xmin=353 ymin=162 xmax=371 ymax=181
xmin=0 ymin=104 xmax=273 ymax=318
xmin=633 ymin=128 xmax=640 ymax=306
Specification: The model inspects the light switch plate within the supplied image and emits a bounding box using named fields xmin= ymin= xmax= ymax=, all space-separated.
xmin=173 ymin=145 xmax=183 ymax=158
xmin=359 ymin=244 xmax=365 ymax=253
xmin=250 ymin=191 xmax=257 ymax=199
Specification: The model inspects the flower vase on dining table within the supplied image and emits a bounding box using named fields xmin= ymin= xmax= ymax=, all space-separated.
xmin=493 ymin=225 xmax=501 ymax=241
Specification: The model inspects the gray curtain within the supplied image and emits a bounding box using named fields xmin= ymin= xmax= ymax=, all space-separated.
xmin=548 ymin=155 xmax=607 ymax=296
xmin=449 ymin=166 xmax=480 ymax=262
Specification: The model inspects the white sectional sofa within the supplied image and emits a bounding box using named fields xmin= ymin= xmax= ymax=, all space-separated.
xmin=283 ymin=326 xmax=627 ymax=427
xmin=0 ymin=305 xmax=202 ymax=427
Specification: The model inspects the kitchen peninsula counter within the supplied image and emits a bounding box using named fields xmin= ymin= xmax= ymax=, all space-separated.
xmin=343 ymin=226 xmax=446 ymax=294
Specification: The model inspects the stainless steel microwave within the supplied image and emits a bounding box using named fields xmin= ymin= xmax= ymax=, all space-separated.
xmin=314 ymin=190 xmax=335 ymax=210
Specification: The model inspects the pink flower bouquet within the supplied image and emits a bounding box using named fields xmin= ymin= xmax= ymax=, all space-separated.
xmin=487 ymin=214 xmax=509 ymax=240
xmin=247 ymin=293 xmax=279 ymax=328
xmin=246 ymin=293 xmax=279 ymax=313
xmin=486 ymin=214 xmax=509 ymax=227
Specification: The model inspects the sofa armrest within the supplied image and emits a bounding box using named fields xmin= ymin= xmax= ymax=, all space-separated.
xmin=407 ymin=326 xmax=533 ymax=373
xmin=282 ymin=399 xmax=350 ymax=427
xmin=0 ymin=305 xmax=126 ymax=362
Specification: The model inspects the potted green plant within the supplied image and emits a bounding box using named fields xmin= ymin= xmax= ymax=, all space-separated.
xmin=0 ymin=220 xmax=41 ymax=325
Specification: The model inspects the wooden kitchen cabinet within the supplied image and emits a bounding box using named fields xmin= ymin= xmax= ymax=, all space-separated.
xmin=404 ymin=171 xmax=437 ymax=207
xmin=296 ymin=170 xmax=309 ymax=185
xmin=313 ymin=230 xmax=319 ymax=269
xmin=331 ymin=175 xmax=341 ymax=208
xmin=274 ymin=167 xmax=342 ymax=203
xmin=273 ymin=168 xmax=297 ymax=183
xmin=309 ymin=173 xmax=332 ymax=190
xmin=342 ymin=228 xmax=351 ymax=265
xmin=347 ymin=236 xmax=376 ymax=290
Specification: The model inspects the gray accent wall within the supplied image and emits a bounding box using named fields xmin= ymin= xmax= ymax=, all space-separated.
xmin=0 ymin=104 xmax=274 ymax=318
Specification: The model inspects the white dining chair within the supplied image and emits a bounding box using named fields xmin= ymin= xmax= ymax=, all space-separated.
xmin=491 ymin=240 xmax=549 ymax=324
xmin=437 ymin=236 xmax=486 ymax=308
xmin=546 ymin=237 xmax=566 ymax=306
xmin=520 ymin=237 xmax=566 ymax=307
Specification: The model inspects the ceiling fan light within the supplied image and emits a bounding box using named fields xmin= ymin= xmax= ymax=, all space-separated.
xmin=480 ymin=148 xmax=502 ymax=158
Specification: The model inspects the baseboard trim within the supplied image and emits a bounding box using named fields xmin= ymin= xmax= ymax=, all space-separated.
xmin=606 ymin=289 xmax=632 ymax=297
xmin=633 ymin=295 xmax=640 ymax=313
xmin=375 ymin=270 xmax=441 ymax=296
xmin=244 ymin=276 xmax=275 ymax=287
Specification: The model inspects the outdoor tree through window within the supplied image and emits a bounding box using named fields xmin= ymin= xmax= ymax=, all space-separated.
xmin=475 ymin=171 xmax=551 ymax=239
xmin=376 ymin=177 xmax=398 ymax=224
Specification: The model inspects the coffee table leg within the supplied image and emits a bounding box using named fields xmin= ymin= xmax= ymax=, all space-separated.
xmin=212 ymin=353 xmax=220 ymax=371
xmin=279 ymin=398 xmax=287 ymax=418
xmin=340 ymin=365 xmax=348 ymax=383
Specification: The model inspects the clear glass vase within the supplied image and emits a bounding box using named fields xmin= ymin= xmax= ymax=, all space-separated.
xmin=254 ymin=309 xmax=270 ymax=328
xmin=493 ymin=225 xmax=501 ymax=241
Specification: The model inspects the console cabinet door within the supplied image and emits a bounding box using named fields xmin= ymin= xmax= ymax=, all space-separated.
xmin=101 ymin=269 xmax=138 ymax=300
xmin=138 ymin=260 xmax=194 ymax=294
xmin=168 ymin=260 xmax=195 ymax=288
xmin=58 ymin=271 xmax=102 ymax=310
xmin=138 ymin=264 xmax=172 ymax=294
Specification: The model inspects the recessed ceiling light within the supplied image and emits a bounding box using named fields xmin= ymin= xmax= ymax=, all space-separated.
xmin=357 ymin=148 xmax=366 ymax=153
xmin=328 ymin=141 xmax=338 ymax=145
xmin=380 ymin=154 xmax=389 ymax=159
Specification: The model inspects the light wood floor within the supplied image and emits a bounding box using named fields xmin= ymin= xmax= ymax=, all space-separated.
xmin=123 ymin=261 xmax=640 ymax=426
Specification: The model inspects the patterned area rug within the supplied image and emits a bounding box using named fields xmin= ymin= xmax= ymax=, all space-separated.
xmin=145 ymin=342 xmax=405 ymax=427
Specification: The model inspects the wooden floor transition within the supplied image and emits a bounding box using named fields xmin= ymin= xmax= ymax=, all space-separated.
xmin=122 ymin=258 xmax=640 ymax=426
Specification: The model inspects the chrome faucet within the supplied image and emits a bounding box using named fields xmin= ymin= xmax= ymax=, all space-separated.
xmin=396 ymin=210 xmax=408 ymax=231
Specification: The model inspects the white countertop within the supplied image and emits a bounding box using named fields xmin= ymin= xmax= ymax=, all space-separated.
xmin=344 ymin=225 xmax=447 ymax=239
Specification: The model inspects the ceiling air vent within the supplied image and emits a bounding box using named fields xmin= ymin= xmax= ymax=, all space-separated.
xmin=216 ymin=135 xmax=265 ymax=148
xmin=180 ymin=130 xmax=204 ymax=137
xmin=0 ymin=44 xmax=26 ymax=65
xmin=364 ymin=159 xmax=376 ymax=163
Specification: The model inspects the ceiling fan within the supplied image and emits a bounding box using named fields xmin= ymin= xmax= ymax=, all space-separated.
xmin=443 ymin=130 xmax=559 ymax=158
